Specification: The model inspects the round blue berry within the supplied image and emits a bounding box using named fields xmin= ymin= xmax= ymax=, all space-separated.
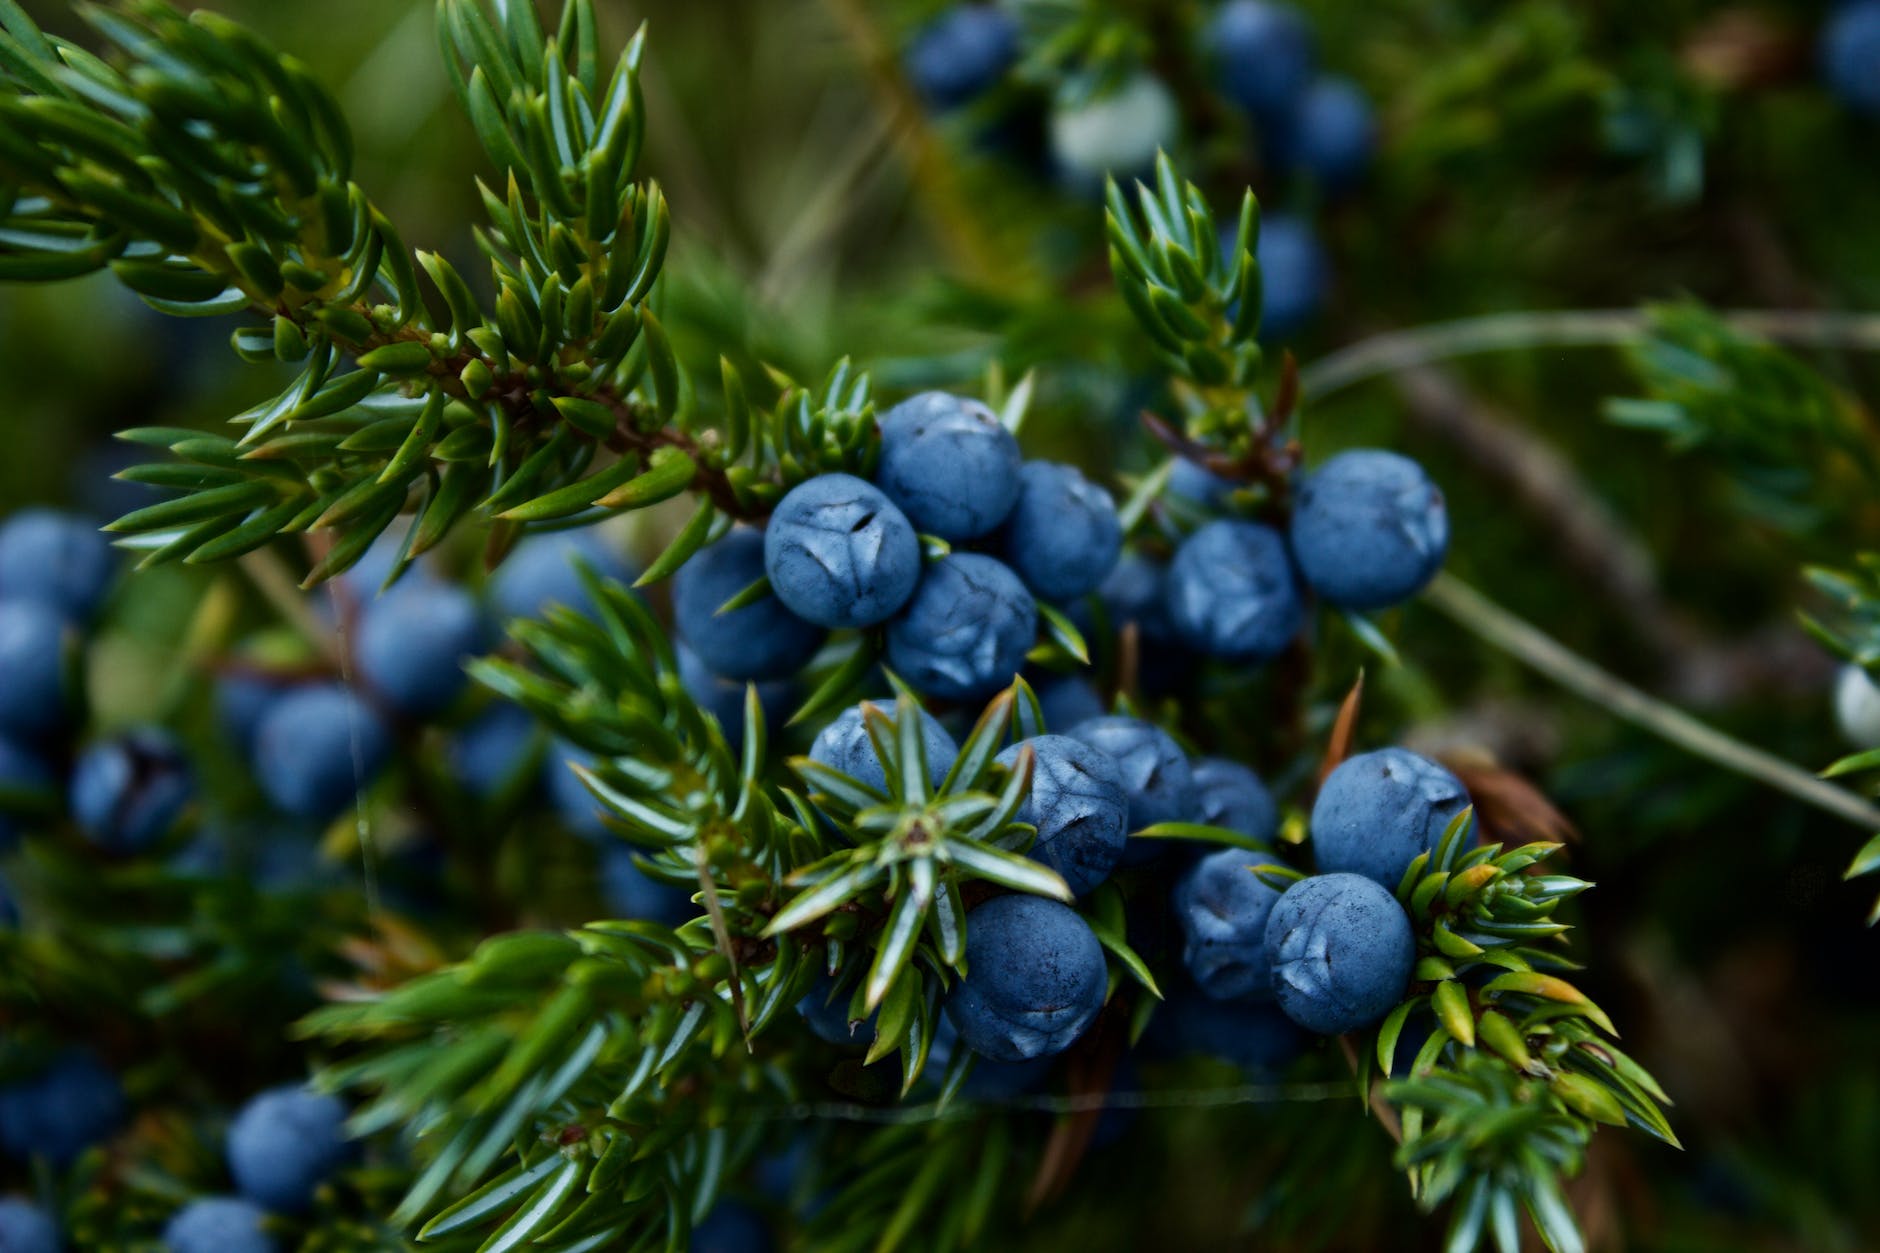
xmin=599 ymin=845 xmax=693 ymax=926
xmin=1263 ymin=873 xmax=1415 ymax=1035
xmin=672 ymin=530 xmax=825 ymax=682
xmin=69 ymin=728 xmax=194 ymax=854
xmin=1049 ymin=74 xmax=1178 ymax=183
xmin=946 ymin=894 xmax=1107 ymax=1062
xmin=445 ymin=703 xmax=540 ymax=799
xmin=1065 ymin=715 xmax=1195 ymax=865
xmin=0 ymin=738 xmax=55 ymax=851
xmin=253 ymin=685 xmax=392 ymax=821
xmin=334 ymin=527 xmax=432 ymax=603
xmin=1254 ymin=214 xmax=1327 ymax=340
xmin=354 ymin=581 xmax=492 ymax=718
xmin=998 ymin=462 xmax=1122 ymax=602
xmin=1167 ymin=457 xmax=1234 ymax=509
xmin=764 ymin=474 xmax=921 ymax=629
xmin=875 ymin=393 xmax=1022 ymax=540
xmin=215 ymin=672 xmax=302 ymax=760
xmin=545 ymin=741 xmax=608 ymax=840
xmin=0 ymin=1198 xmax=57 ymax=1253
xmin=1823 ymin=1 xmax=1880 ymax=117
xmin=1272 ymin=76 xmax=1375 ymax=191
xmin=808 ymin=701 xmax=959 ymax=794
xmin=1168 ymin=520 xmax=1304 ymax=662
xmin=0 ymin=1051 xmax=125 ymax=1166
xmin=1191 ymin=758 xmax=1278 ymax=843
xmin=0 ymin=508 xmax=113 ymax=624
xmin=226 ymin=1085 xmax=350 ymax=1214
xmin=488 ymin=529 xmax=635 ymax=622
xmin=1289 ymin=449 xmax=1448 ymax=610
xmin=0 ymin=600 xmax=73 ymax=744
xmin=691 ymin=1200 xmax=775 ymax=1253
xmin=1150 ymin=988 xmax=1305 ymax=1074
xmin=676 ymin=646 xmax=792 ymax=754
xmin=1207 ymin=0 xmax=1315 ymax=121
xmin=1174 ymin=849 xmax=1284 ymax=1001
xmin=1027 ymin=675 xmax=1106 ymax=735
xmin=885 ymin=554 xmax=1036 ymax=701
xmin=905 ymin=4 xmax=1019 ymax=111
xmin=1310 ymin=748 xmax=1469 ymax=889
xmin=1094 ymin=554 xmax=1190 ymax=695
xmin=797 ymin=972 xmax=876 ymax=1046
xmin=995 ymin=736 xmax=1128 ymax=897
xmin=162 ymin=1197 xmax=275 ymax=1253
xmin=920 ymin=1014 xmax=1054 ymax=1100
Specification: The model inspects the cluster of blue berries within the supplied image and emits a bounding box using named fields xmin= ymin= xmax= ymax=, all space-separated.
xmin=0 ymin=1050 xmax=125 ymax=1249
xmin=163 ymin=1084 xmax=352 ymax=1253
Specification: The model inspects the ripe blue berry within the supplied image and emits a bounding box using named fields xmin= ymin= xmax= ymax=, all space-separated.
xmin=1823 ymin=1 xmax=1880 ymax=117
xmin=253 ymin=685 xmax=392 ymax=821
xmin=885 ymin=554 xmax=1036 ymax=701
xmin=1289 ymin=449 xmax=1448 ymax=610
xmin=1167 ymin=520 xmax=1304 ymax=662
xmin=672 ymin=530 xmax=825 ymax=682
xmin=162 ymin=1197 xmax=275 ymax=1253
xmin=677 ymin=646 xmax=792 ymax=754
xmin=0 ymin=508 xmax=114 ymax=623
xmin=0 ymin=600 xmax=74 ymax=743
xmin=764 ymin=474 xmax=921 ymax=628
xmin=215 ymin=672 xmax=301 ymax=759
xmin=1065 ymin=715 xmax=1195 ymax=865
xmin=808 ymin=701 xmax=959 ymax=794
xmin=1167 ymin=457 xmax=1233 ymax=509
xmin=0 ymin=738 xmax=54 ymax=851
xmin=1049 ymin=74 xmax=1179 ymax=183
xmin=797 ymin=973 xmax=876 ymax=1046
xmin=1094 ymin=554 xmax=1190 ymax=694
xmin=1174 ymin=849 xmax=1284 ymax=1000
xmin=1263 ymin=873 xmax=1415 ymax=1035
xmin=354 ymin=582 xmax=492 ymax=718
xmin=1310 ymin=748 xmax=1469 ymax=889
xmin=599 ymin=844 xmax=693 ymax=926
xmin=1271 ymin=76 xmax=1375 ymax=191
xmin=1028 ymin=675 xmax=1106 ymax=734
xmin=1254 ymin=213 xmax=1326 ymax=340
xmin=545 ymin=741 xmax=608 ymax=840
xmin=226 ymin=1084 xmax=350 ymax=1214
xmin=998 ymin=462 xmax=1122 ymax=602
xmin=69 ymin=728 xmax=194 ymax=854
xmin=905 ymin=4 xmax=1019 ymax=111
xmin=875 ymin=393 xmax=1022 ymax=540
xmin=488 ymin=528 xmax=635 ymax=622
xmin=995 ymin=736 xmax=1128 ymax=896
xmin=0 ymin=1051 xmax=125 ymax=1166
xmin=1208 ymin=0 xmax=1315 ymax=122
xmin=1152 ymin=987 xmax=1305 ymax=1074
xmin=946 ymin=894 xmax=1107 ymax=1062
xmin=334 ymin=528 xmax=431 ymax=603
xmin=0 ymin=1198 xmax=58 ymax=1253
xmin=444 ymin=702 xmax=540 ymax=799
xmin=1191 ymin=758 xmax=1278 ymax=843
xmin=921 ymin=1014 xmax=1054 ymax=1099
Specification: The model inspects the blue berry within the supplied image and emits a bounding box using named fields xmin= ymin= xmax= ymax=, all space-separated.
xmin=1151 ymin=987 xmax=1305 ymax=1074
xmin=488 ymin=529 xmax=634 ymax=622
xmin=1310 ymin=748 xmax=1469 ymax=889
xmin=1263 ymin=873 xmax=1415 ymax=1035
xmin=1174 ymin=849 xmax=1284 ymax=1000
xmin=1048 ymin=74 xmax=1179 ymax=183
xmin=920 ymin=1015 xmax=1054 ymax=1100
xmin=875 ymin=393 xmax=1022 ymax=540
xmin=354 ymin=582 xmax=492 ymax=718
xmin=1168 ymin=520 xmax=1304 ymax=662
xmin=162 ymin=1197 xmax=275 ymax=1253
xmin=1167 ymin=457 xmax=1233 ymax=509
xmin=691 ymin=1200 xmax=775 ymax=1253
xmin=1254 ymin=214 xmax=1326 ymax=340
xmin=995 ymin=735 xmax=1128 ymax=896
xmin=334 ymin=527 xmax=431 ymax=603
xmin=1190 ymin=758 xmax=1278 ymax=843
xmin=1272 ymin=76 xmax=1375 ymax=191
xmin=1289 ymin=449 xmax=1448 ymax=610
xmin=885 ymin=554 xmax=1036 ymax=701
xmin=946 ymin=894 xmax=1107 ymax=1062
xmin=599 ymin=844 xmax=693 ymax=926
xmin=0 ymin=738 xmax=54 ymax=851
xmin=1208 ymin=0 xmax=1314 ymax=121
xmin=676 ymin=646 xmax=792 ymax=754
xmin=808 ymin=701 xmax=959 ymax=795
xmin=545 ymin=741 xmax=608 ymax=840
xmin=1823 ymin=1 xmax=1880 ymax=117
xmin=226 ymin=1085 xmax=350 ymax=1214
xmin=672 ymin=530 xmax=825 ymax=682
xmin=215 ymin=672 xmax=301 ymax=759
xmin=253 ymin=685 xmax=392 ymax=821
xmin=905 ymin=4 xmax=1019 ymax=111
xmin=1094 ymin=554 xmax=1190 ymax=694
xmin=998 ymin=462 xmax=1122 ymax=602
xmin=1065 ymin=715 xmax=1195 ymax=865
xmin=0 ymin=508 xmax=113 ymax=623
xmin=0 ymin=1198 xmax=57 ymax=1253
xmin=444 ymin=703 xmax=540 ymax=799
xmin=1028 ymin=675 xmax=1106 ymax=734
xmin=0 ymin=1051 xmax=125 ymax=1166
xmin=797 ymin=973 xmax=876 ymax=1046
xmin=69 ymin=728 xmax=194 ymax=854
xmin=0 ymin=600 xmax=74 ymax=744
xmin=764 ymin=474 xmax=921 ymax=629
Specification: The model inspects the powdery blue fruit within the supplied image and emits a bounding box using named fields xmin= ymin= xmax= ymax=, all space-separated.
xmin=253 ymin=685 xmax=392 ymax=821
xmin=0 ymin=600 xmax=72 ymax=743
xmin=226 ymin=1085 xmax=350 ymax=1214
xmin=1254 ymin=213 xmax=1326 ymax=340
xmin=445 ymin=703 xmax=540 ymax=799
xmin=1289 ymin=449 xmax=1448 ymax=610
xmin=691 ymin=1200 xmax=775 ymax=1253
xmin=1049 ymin=74 xmax=1178 ymax=183
xmin=0 ymin=508 xmax=113 ymax=623
xmin=1173 ymin=849 xmax=1284 ymax=1000
xmin=1823 ymin=1 xmax=1880 ymax=117
xmin=354 ymin=582 xmax=492 ymax=718
xmin=69 ymin=728 xmax=194 ymax=854
xmin=1065 ymin=715 xmax=1195 ymax=865
xmin=1190 ymin=758 xmax=1278 ymax=843
xmin=875 ymin=393 xmax=1022 ymax=540
xmin=905 ymin=4 xmax=1019 ymax=110
xmin=0 ymin=1198 xmax=57 ymax=1253
xmin=0 ymin=737 xmax=54 ymax=851
xmin=1271 ymin=76 xmax=1375 ymax=191
xmin=162 ymin=1197 xmax=275 ymax=1253
xmin=885 ymin=554 xmax=1036 ymax=701
xmin=1150 ymin=986 xmax=1305 ymax=1074
xmin=672 ymin=530 xmax=825 ymax=682
xmin=676 ymin=646 xmax=792 ymax=754
xmin=764 ymin=474 xmax=921 ymax=629
xmin=599 ymin=845 xmax=693 ymax=926
xmin=946 ymin=894 xmax=1107 ymax=1062
xmin=1029 ymin=675 xmax=1106 ymax=734
xmin=1167 ymin=520 xmax=1304 ymax=662
xmin=995 ymin=736 xmax=1128 ymax=896
xmin=1208 ymin=0 xmax=1314 ymax=121
xmin=998 ymin=462 xmax=1122 ymax=602
xmin=488 ymin=529 xmax=634 ymax=622
xmin=1263 ymin=873 xmax=1415 ymax=1035
xmin=1310 ymin=747 xmax=1470 ymax=889
xmin=808 ymin=701 xmax=959 ymax=794
xmin=0 ymin=1051 xmax=125 ymax=1166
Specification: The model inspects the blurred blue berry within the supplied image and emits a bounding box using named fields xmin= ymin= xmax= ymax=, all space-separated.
xmin=0 ymin=1197 xmax=57 ymax=1253
xmin=226 ymin=1084 xmax=350 ymax=1214
xmin=905 ymin=4 xmax=1019 ymax=111
xmin=1823 ymin=1 xmax=1880 ymax=117
xmin=1149 ymin=986 xmax=1305 ymax=1074
xmin=545 ymin=740 xmax=608 ymax=840
xmin=162 ymin=1197 xmax=275 ymax=1253
xmin=69 ymin=727 xmax=193 ymax=854
xmin=998 ymin=462 xmax=1122 ymax=602
xmin=1289 ymin=449 xmax=1448 ymax=610
xmin=488 ymin=528 xmax=635 ymax=622
xmin=1027 ymin=675 xmax=1106 ymax=734
xmin=0 ymin=1051 xmax=125 ymax=1166
xmin=599 ymin=844 xmax=693 ymax=926
xmin=1310 ymin=747 xmax=1469 ymax=889
xmin=0 ymin=600 xmax=73 ymax=744
xmin=691 ymin=1199 xmax=775 ymax=1253
xmin=875 ymin=393 xmax=1022 ymax=540
xmin=1254 ymin=213 xmax=1327 ymax=340
xmin=253 ymin=685 xmax=392 ymax=821
xmin=1264 ymin=873 xmax=1415 ymax=1035
xmin=672 ymin=530 xmax=825 ymax=682
xmin=1168 ymin=520 xmax=1304 ymax=662
xmin=1208 ymin=0 xmax=1314 ymax=121
xmin=354 ymin=582 xmax=492 ymax=718
xmin=676 ymin=645 xmax=792 ymax=754
xmin=885 ymin=554 xmax=1036 ymax=701
xmin=797 ymin=972 xmax=876 ymax=1046
xmin=764 ymin=474 xmax=921 ymax=628
xmin=445 ymin=702 xmax=541 ymax=799
xmin=0 ymin=737 xmax=55 ymax=851
xmin=1271 ymin=75 xmax=1375 ymax=191
xmin=0 ymin=508 xmax=113 ymax=624
xmin=946 ymin=894 xmax=1107 ymax=1062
